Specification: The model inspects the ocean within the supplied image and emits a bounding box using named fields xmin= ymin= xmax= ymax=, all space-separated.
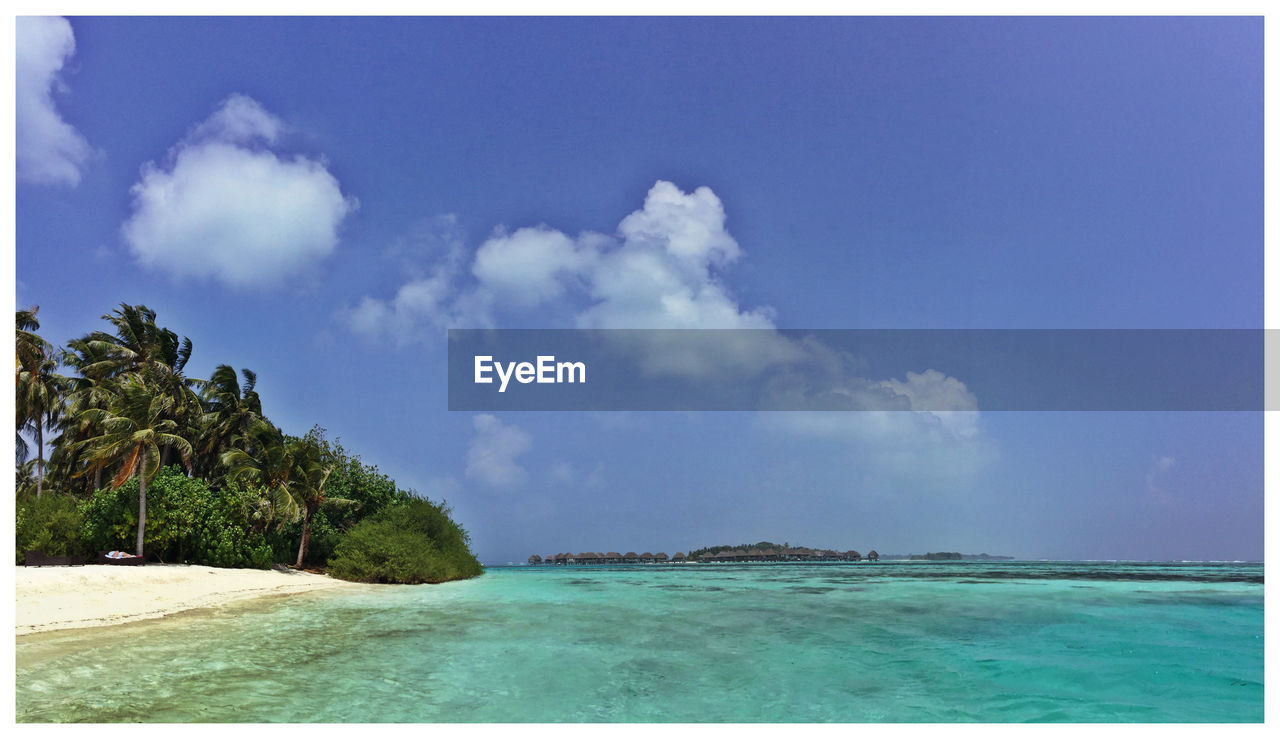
xmin=15 ymin=561 xmax=1263 ymax=722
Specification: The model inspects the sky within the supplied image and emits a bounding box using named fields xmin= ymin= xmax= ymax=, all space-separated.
xmin=14 ymin=16 xmax=1263 ymax=563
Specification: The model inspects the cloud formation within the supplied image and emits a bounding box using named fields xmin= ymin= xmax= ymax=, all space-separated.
xmin=356 ymin=181 xmax=995 ymax=481
xmin=348 ymin=181 xmax=774 ymax=337
xmin=16 ymin=16 xmax=92 ymax=186
xmin=465 ymin=414 xmax=532 ymax=487
xmin=122 ymin=94 xmax=355 ymax=288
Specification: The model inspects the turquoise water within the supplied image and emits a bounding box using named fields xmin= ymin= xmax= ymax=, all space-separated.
xmin=16 ymin=561 xmax=1263 ymax=722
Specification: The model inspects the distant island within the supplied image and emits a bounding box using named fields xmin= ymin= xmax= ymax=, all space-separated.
xmin=882 ymin=552 xmax=1016 ymax=561
xmin=531 ymin=542 xmax=880 ymax=565
xmin=529 ymin=543 xmax=1014 ymax=565
xmin=687 ymin=542 xmax=877 ymax=562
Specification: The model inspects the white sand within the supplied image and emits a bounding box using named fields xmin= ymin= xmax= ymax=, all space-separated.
xmin=16 ymin=564 xmax=359 ymax=635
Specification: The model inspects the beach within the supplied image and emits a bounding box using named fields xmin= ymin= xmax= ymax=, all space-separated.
xmin=15 ymin=563 xmax=359 ymax=635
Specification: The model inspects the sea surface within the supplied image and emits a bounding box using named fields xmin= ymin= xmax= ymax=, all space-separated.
xmin=15 ymin=561 xmax=1263 ymax=722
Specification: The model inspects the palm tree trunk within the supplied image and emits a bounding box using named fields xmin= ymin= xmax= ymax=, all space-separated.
xmin=93 ymin=465 xmax=102 ymax=493
xmin=35 ymin=422 xmax=44 ymax=498
xmin=294 ymin=510 xmax=312 ymax=568
xmin=160 ymin=443 xmax=170 ymax=469
xmin=136 ymin=472 xmax=147 ymax=558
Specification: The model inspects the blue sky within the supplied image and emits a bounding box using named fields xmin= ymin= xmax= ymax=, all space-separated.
xmin=15 ymin=17 xmax=1262 ymax=563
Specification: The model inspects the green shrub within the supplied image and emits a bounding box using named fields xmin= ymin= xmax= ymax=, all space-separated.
xmin=79 ymin=467 xmax=275 ymax=569
xmin=327 ymin=498 xmax=483 ymax=584
xmin=16 ymin=493 xmax=88 ymax=564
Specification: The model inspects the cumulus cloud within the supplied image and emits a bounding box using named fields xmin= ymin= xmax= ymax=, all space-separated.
xmin=349 ymin=181 xmax=774 ymax=336
xmin=16 ymin=16 xmax=92 ymax=186
xmin=473 ymin=226 xmax=596 ymax=308
xmin=122 ymin=94 xmax=355 ymax=288
xmin=465 ymin=414 xmax=532 ymax=487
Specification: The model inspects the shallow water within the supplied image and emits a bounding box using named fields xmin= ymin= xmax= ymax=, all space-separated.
xmin=15 ymin=561 xmax=1263 ymax=722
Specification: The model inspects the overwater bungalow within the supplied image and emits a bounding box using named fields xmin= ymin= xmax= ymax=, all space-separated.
xmin=672 ymin=552 xmax=686 ymax=562
xmin=528 ymin=554 xmax=542 ymax=564
xmin=867 ymin=550 xmax=879 ymax=561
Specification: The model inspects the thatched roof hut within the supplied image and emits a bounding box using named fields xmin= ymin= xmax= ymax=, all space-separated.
xmin=528 ymin=554 xmax=542 ymax=564
xmin=867 ymin=549 xmax=879 ymax=561
xmin=672 ymin=552 xmax=686 ymax=561
xmin=653 ymin=552 xmax=668 ymax=561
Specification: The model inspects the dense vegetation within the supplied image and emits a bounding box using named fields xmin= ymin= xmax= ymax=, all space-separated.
xmin=15 ymin=303 xmax=482 ymax=583
xmin=687 ymin=541 xmax=788 ymax=560
xmin=328 ymin=499 xmax=484 ymax=584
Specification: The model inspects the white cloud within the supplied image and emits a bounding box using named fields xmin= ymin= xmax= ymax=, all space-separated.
xmin=16 ymin=16 xmax=92 ymax=186
xmin=122 ymin=95 xmax=355 ymax=288
xmin=473 ymin=226 xmax=595 ymax=308
xmin=347 ymin=272 xmax=456 ymax=344
xmin=761 ymin=408 xmax=996 ymax=488
xmin=351 ymin=180 xmax=774 ymax=335
xmin=189 ymin=94 xmax=283 ymax=145
xmin=575 ymin=181 xmax=771 ymax=330
xmin=465 ymin=414 xmax=532 ymax=487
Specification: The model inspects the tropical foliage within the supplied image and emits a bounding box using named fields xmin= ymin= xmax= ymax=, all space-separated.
xmin=13 ymin=303 xmax=481 ymax=583
xmin=328 ymin=499 xmax=484 ymax=584
xmin=79 ymin=467 xmax=274 ymax=569
xmin=16 ymin=492 xmax=87 ymax=563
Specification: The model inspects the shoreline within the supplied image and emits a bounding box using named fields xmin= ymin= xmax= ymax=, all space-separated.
xmin=16 ymin=563 xmax=361 ymax=635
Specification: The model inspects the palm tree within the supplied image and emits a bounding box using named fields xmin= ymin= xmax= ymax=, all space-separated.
xmin=222 ymin=429 xmax=345 ymax=567
xmin=16 ymin=307 xmax=48 ymax=379
xmin=16 ymin=307 xmax=52 ymax=468
xmin=74 ymin=304 xmax=203 ymax=471
xmin=49 ymin=336 xmax=121 ymax=495
xmin=16 ymin=308 xmax=67 ymax=498
xmin=79 ymin=304 xmax=189 ymax=379
xmin=17 ymin=353 xmax=66 ymax=497
xmin=73 ymin=377 xmax=194 ymax=557
xmin=284 ymin=434 xmax=346 ymax=568
xmin=197 ymin=365 xmax=265 ymax=479
xmin=222 ymin=420 xmax=299 ymax=525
